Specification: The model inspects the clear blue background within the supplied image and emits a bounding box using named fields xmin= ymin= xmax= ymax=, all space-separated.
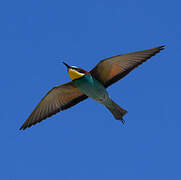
xmin=1 ymin=0 xmax=180 ymax=179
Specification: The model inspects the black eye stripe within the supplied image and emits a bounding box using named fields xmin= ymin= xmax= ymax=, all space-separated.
xmin=78 ymin=69 xmax=85 ymax=73
xmin=72 ymin=67 xmax=85 ymax=73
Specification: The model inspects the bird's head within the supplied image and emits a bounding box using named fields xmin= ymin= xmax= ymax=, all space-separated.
xmin=62 ymin=62 xmax=89 ymax=81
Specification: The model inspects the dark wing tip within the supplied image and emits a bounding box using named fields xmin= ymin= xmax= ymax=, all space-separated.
xmin=19 ymin=126 xmax=24 ymax=130
xmin=158 ymin=45 xmax=165 ymax=50
xmin=149 ymin=45 xmax=165 ymax=58
xmin=19 ymin=122 xmax=29 ymax=130
xmin=150 ymin=45 xmax=165 ymax=56
xmin=19 ymin=121 xmax=40 ymax=130
xmin=19 ymin=126 xmax=27 ymax=131
xmin=19 ymin=115 xmax=42 ymax=131
xmin=19 ymin=108 xmax=61 ymax=130
xmin=19 ymin=119 xmax=41 ymax=130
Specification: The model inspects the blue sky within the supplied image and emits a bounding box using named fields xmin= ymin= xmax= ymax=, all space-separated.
xmin=1 ymin=0 xmax=180 ymax=179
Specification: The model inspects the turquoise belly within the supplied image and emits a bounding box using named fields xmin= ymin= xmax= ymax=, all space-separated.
xmin=73 ymin=74 xmax=108 ymax=102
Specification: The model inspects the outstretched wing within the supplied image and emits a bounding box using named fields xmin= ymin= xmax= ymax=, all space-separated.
xmin=90 ymin=46 xmax=164 ymax=88
xmin=20 ymin=82 xmax=87 ymax=130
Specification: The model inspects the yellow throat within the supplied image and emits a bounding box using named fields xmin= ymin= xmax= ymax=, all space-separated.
xmin=68 ymin=69 xmax=85 ymax=80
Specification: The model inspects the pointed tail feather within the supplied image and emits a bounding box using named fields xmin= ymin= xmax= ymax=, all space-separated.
xmin=105 ymin=100 xmax=127 ymax=123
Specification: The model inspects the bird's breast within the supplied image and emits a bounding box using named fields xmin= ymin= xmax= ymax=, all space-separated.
xmin=73 ymin=74 xmax=108 ymax=102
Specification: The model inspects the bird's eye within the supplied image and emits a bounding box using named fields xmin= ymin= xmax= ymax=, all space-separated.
xmin=77 ymin=69 xmax=85 ymax=73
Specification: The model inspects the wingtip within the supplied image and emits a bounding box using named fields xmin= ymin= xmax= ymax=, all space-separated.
xmin=19 ymin=126 xmax=26 ymax=131
xmin=19 ymin=122 xmax=30 ymax=130
xmin=121 ymin=118 xmax=125 ymax=124
xmin=159 ymin=45 xmax=166 ymax=50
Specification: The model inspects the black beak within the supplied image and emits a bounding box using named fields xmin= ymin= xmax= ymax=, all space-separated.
xmin=62 ymin=62 xmax=71 ymax=69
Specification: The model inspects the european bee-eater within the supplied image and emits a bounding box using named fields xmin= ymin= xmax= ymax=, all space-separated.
xmin=20 ymin=46 xmax=164 ymax=130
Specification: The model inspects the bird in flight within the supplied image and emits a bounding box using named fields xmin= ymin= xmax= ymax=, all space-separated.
xmin=20 ymin=46 xmax=164 ymax=130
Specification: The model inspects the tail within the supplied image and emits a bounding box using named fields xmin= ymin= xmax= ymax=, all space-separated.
xmin=105 ymin=99 xmax=128 ymax=124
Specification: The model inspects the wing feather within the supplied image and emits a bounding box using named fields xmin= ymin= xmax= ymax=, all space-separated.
xmin=90 ymin=46 xmax=165 ymax=87
xmin=20 ymin=82 xmax=87 ymax=130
